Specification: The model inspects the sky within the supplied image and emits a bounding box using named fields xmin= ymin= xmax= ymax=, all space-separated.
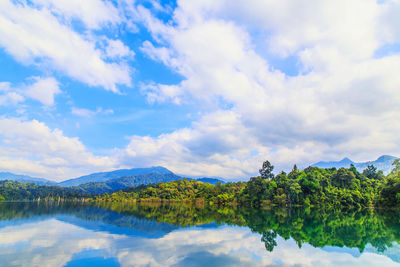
xmin=0 ymin=0 xmax=400 ymax=181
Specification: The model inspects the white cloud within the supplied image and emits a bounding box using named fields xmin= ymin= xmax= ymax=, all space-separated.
xmin=31 ymin=0 xmax=121 ymax=30
xmin=25 ymin=77 xmax=61 ymax=106
xmin=71 ymin=107 xmax=97 ymax=117
xmin=0 ymin=77 xmax=61 ymax=107
xmin=0 ymin=118 xmax=117 ymax=180
xmin=140 ymin=82 xmax=183 ymax=104
xmin=105 ymin=39 xmax=135 ymax=59
xmin=0 ymin=0 xmax=132 ymax=92
xmin=121 ymin=111 xmax=266 ymax=178
xmin=72 ymin=107 xmax=114 ymax=117
xmin=0 ymin=82 xmax=25 ymax=106
xmin=170 ymin=0 xmax=385 ymax=59
xmin=1 ymin=0 xmax=400 ymax=179
xmin=119 ymin=0 xmax=400 ymax=175
xmin=0 ymin=92 xmax=24 ymax=106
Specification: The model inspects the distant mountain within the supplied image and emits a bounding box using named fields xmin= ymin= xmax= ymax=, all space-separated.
xmin=312 ymin=157 xmax=354 ymax=169
xmin=312 ymin=155 xmax=398 ymax=174
xmin=75 ymin=174 xmax=228 ymax=194
xmin=0 ymin=172 xmax=55 ymax=186
xmin=355 ymin=155 xmax=398 ymax=175
xmin=75 ymin=172 xmax=184 ymax=194
xmin=196 ymin=178 xmax=225 ymax=185
xmin=0 ymin=167 xmax=228 ymax=194
xmin=59 ymin=166 xmax=174 ymax=187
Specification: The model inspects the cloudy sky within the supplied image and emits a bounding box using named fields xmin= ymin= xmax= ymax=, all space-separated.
xmin=0 ymin=0 xmax=399 ymax=181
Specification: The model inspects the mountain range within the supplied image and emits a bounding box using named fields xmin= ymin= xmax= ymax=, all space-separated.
xmin=0 ymin=166 xmax=225 ymax=193
xmin=312 ymin=155 xmax=398 ymax=174
xmin=1 ymin=155 xmax=396 ymax=193
xmin=74 ymin=172 xmax=185 ymax=194
xmin=0 ymin=172 xmax=56 ymax=186
xmin=58 ymin=166 xmax=175 ymax=187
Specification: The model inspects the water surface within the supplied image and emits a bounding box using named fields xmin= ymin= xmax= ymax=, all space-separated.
xmin=0 ymin=202 xmax=400 ymax=266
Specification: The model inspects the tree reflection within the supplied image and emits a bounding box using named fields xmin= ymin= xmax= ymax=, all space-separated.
xmin=261 ymin=230 xmax=277 ymax=252
xmin=1 ymin=202 xmax=400 ymax=254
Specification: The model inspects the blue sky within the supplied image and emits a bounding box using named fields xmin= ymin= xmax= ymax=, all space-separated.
xmin=0 ymin=0 xmax=399 ymax=181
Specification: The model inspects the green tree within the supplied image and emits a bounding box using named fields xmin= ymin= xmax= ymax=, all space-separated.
xmin=288 ymin=164 xmax=299 ymax=180
xmin=259 ymin=160 xmax=274 ymax=180
xmin=389 ymin=159 xmax=400 ymax=178
xmin=241 ymin=177 xmax=268 ymax=206
xmin=332 ymin=168 xmax=357 ymax=189
xmin=363 ymin=165 xmax=384 ymax=180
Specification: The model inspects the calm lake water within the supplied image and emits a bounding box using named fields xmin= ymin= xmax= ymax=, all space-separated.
xmin=1 ymin=202 xmax=400 ymax=267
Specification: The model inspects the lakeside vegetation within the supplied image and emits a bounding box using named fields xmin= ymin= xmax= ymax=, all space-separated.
xmin=1 ymin=159 xmax=400 ymax=208
xmin=94 ymin=159 xmax=400 ymax=208
xmin=0 ymin=180 xmax=91 ymax=201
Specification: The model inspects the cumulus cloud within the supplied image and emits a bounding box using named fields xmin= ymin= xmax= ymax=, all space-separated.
xmin=0 ymin=0 xmax=132 ymax=92
xmin=121 ymin=111 xmax=264 ymax=178
xmin=2 ymin=0 xmax=400 ymax=179
xmin=118 ymin=0 xmax=400 ymax=175
xmin=31 ymin=0 xmax=121 ymax=29
xmin=0 ymin=77 xmax=61 ymax=107
xmin=0 ymin=118 xmax=116 ymax=180
xmin=0 ymin=82 xmax=25 ymax=106
xmin=104 ymin=39 xmax=135 ymax=59
xmin=25 ymin=77 xmax=61 ymax=106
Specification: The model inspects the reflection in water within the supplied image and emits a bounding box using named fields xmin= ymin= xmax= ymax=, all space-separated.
xmin=0 ymin=202 xmax=400 ymax=266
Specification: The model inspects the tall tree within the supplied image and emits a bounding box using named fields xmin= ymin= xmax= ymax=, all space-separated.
xmin=363 ymin=165 xmax=383 ymax=180
xmin=259 ymin=160 xmax=275 ymax=180
xmin=390 ymin=159 xmax=400 ymax=178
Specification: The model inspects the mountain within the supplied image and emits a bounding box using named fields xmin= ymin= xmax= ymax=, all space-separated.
xmin=355 ymin=155 xmax=398 ymax=174
xmin=0 ymin=167 xmax=228 ymax=194
xmin=75 ymin=172 xmax=184 ymax=194
xmin=74 ymin=174 xmax=230 ymax=194
xmin=0 ymin=172 xmax=55 ymax=186
xmin=59 ymin=166 xmax=174 ymax=187
xmin=312 ymin=155 xmax=398 ymax=174
xmin=312 ymin=157 xmax=354 ymax=169
xmin=196 ymin=178 xmax=225 ymax=185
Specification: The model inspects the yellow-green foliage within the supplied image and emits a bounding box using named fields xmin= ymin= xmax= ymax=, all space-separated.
xmin=94 ymin=178 xmax=245 ymax=206
xmin=94 ymin=163 xmax=397 ymax=208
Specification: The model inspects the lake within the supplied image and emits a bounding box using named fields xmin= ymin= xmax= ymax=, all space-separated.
xmin=0 ymin=202 xmax=400 ymax=266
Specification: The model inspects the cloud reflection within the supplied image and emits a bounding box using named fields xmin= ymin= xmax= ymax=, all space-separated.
xmin=0 ymin=220 xmax=399 ymax=267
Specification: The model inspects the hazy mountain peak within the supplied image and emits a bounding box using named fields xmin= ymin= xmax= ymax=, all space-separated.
xmin=339 ymin=157 xmax=353 ymax=163
xmin=58 ymin=166 xmax=175 ymax=187
xmin=376 ymin=155 xmax=397 ymax=162
xmin=0 ymin=172 xmax=55 ymax=185
xmin=312 ymin=155 xmax=398 ymax=175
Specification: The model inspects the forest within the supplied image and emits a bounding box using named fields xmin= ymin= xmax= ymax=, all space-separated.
xmin=94 ymin=159 xmax=400 ymax=208
xmin=1 ymin=159 xmax=400 ymax=208
xmin=0 ymin=180 xmax=91 ymax=201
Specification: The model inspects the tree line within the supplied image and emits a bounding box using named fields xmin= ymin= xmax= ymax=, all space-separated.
xmin=0 ymin=180 xmax=91 ymax=201
xmin=93 ymin=159 xmax=400 ymax=208
xmin=1 ymin=159 xmax=400 ymax=208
